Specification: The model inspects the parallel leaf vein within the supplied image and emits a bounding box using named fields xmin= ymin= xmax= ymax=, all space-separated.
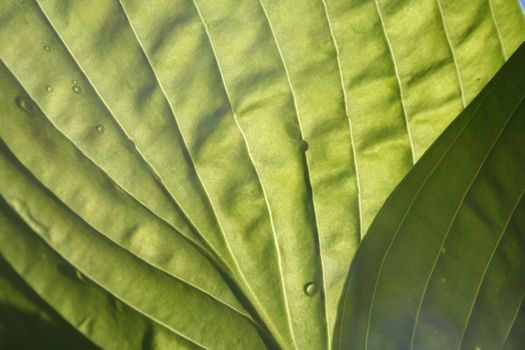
xmin=487 ymin=0 xmax=508 ymax=59
xmin=500 ymin=294 xmax=525 ymax=349
xmin=408 ymin=95 xmax=525 ymax=349
xmin=436 ymin=0 xmax=466 ymax=107
xmin=373 ymin=0 xmax=416 ymax=164
xmin=320 ymin=0 xmax=363 ymax=242
xmin=457 ymin=191 xmax=525 ymax=349
xmin=114 ymin=0 xmax=235 ymax=269
xmin=359 ymin=68 xmax=506 ymax=349
xmin=187 ymin=1 xmax=294 ymax=346
xmin=9 ymin=3 xmax=252 ymax=322
xmin=2 ymin=196 xmax=207 ymax=350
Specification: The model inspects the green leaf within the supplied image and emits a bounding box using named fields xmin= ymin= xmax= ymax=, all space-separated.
xmin=0 ymin=201 xmax=196 ymax=350
xmin=0 ymin=255 xmax=97 ymax=350
xmin=0 ymin=0 xmax=524 ymax=348
xmin=324 ymin=0 xmax=525 ymax=233
xmin=335 ymin=42 xmax=525 ymax=350
xmin=0 ymin=59 xmax=250 ymax=324
xmin=0 ymin=146 xmax=267 ymax=349
xmin=503 ymin=300 xmax=525 ymax=350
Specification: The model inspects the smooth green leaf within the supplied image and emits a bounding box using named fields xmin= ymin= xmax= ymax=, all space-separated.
xmin=503 ymin=300 xmax=525 ymax=350
xmin=335 ymin=42 xmax=525 ymax=350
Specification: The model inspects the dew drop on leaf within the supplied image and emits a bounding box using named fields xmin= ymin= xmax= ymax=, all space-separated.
xmin=95 ymin=125 xmax=105 ymax=134
xmin=46 ymin=85 xmax=53 ymax=93
xmin=72 ymin=85 xmax=82 ymax=94
xmin=75 ymin=269 xmax=85 ymax=281
xmin=113 ymin=299 xmax=125 ymax=312
xmin=44 ymin=45 xmax=51 ymax=51
xmin=72 ymin=80 xmax=78 ymax=85
xmin=15 ymin=96 xmax=34 ymax=115
xmin=300 ymin=139 xmax=309 ymax=152
xmin=303 ymin=281 xmax=318 ymax=296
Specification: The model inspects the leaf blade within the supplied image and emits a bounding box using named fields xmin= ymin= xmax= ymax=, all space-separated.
xmin=335 ymin=42 xmax=525 ymax=350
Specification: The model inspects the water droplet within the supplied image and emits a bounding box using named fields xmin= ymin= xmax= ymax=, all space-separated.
xmin=474 ymin=346 xmax=481 ymax=350
xmin=72 ymin=85 xmax=82 ymax=94
xmin=44 ymin=45 xmax=51 ymax=51
xmin=75 ymin=269 xmax=85 ymax=281
xmin=15 ymin=96 xmax=34 ymax=115
xmin=46 ymin=85 xmax=53 ymax=93
xmin=127 ymin=140 xmax=137 ymax=152
xmin=95 ymin=125 xmax=105 ymax=133
xmin=304 ymin=281 xmax=318 ymax=296
xmin=440 ymin=247 xmax=446 ymax=254
xmin=299 ymin=140 xmax=309 ymax=152
xmin=113 ymin=299 xmax=125 ymax=312
xmin=72 ymin=80 xmax=78 ymax=85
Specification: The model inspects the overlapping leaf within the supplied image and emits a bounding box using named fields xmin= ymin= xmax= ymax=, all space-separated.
xmin=335 ymin=43 xmax=525 ymax=350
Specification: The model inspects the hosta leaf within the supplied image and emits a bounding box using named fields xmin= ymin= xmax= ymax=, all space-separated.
xmin=323 ymin=0 xmax=524 ymax=337
xmin=0 ymin=148 xmax=267 ymax=349
xmin=324 ymin=0 xmax=525 ymax=234
xmin=503 ymin=300 xmax=525 ymax=349
xmin=0 ymin=0 xmax=524 ymax=348
xmin=335 ymin=42 xmax=525 ymax=349
xmin=0 ymin=1 xmax=326 ymax=346
xmin=0 ymin=0 xmax=225 ymax=267
xmin=0 ymin=61 xmax=251 ymax=326
xmin=0 ymin=202 xmax=197 ymax=350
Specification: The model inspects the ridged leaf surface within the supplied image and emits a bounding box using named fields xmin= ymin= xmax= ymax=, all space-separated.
xmin=335 ymin=43 xmax=525 ymax=350
xmin=0 ymin=0 xmax=524 ymax=348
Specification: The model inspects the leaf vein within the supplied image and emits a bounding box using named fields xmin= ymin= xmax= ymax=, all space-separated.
xmin=188 ymin=1 xmax=295 ymax=346
xmin=2 ymin=195 xmax=208 ymax=350
xmin=457 ymin=191 xmax=525 ymax=349
xmin=373 ymin=0 xmax=416 ymax=164
xmin=359 ymin=66 xmax=507 ymax=349
xmin=500 ymin=294 xmax=525 ymax=349
xmin=487 ymin=0 xmax=508 ymax=59
xmin=436 ymin=0 xmax=466 ymax=108
xmin=1 ymin=15 xmax=251 ymax=323
xmin=408 ymin=95 xmax=525 ymax=350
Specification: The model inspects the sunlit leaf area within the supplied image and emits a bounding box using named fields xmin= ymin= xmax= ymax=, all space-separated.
xmin=1 ymin=1 xmax=524 ymax=349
